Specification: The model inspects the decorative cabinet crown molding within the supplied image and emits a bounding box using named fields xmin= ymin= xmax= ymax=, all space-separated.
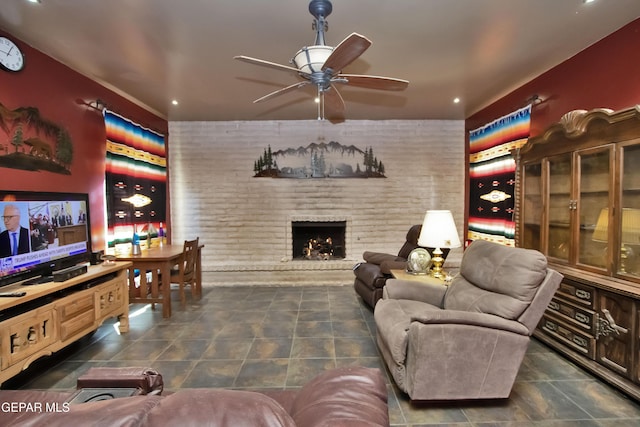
xmin=519 ymin=105 xmax=640 ymax=159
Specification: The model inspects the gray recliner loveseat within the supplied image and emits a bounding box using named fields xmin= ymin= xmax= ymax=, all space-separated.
xmin=374 ymin=239 xmax=562 ymax=400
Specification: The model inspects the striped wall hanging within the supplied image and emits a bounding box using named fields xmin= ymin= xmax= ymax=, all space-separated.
xmin=468 ymin=105 xmax=531 ymax=246
xmin=104 ymin=110 xmax=166 ymax=249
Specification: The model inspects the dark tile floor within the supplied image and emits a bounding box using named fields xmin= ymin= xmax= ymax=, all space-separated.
xmin=5 ymin=285 xmax=640 ymax=426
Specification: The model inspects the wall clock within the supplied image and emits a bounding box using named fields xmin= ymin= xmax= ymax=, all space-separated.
xmin=0 ymin=37 xmax=25 ymax=72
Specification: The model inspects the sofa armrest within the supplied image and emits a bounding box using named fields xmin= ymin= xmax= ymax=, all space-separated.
xmin=383 ymin=278 xmax=447 ymax=306
xmin=76 ymin=367 xmax=164 ymax=395
xmin=363 ymin=251 xmax=401 ymax=266
xmin=410 ymin=310 xmax=530 ymax=335
xmin=379 ymin=259 xmax=409 ymax=275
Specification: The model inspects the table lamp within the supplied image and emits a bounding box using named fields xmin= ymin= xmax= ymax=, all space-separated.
xmin=417 ymin=210 xmax=461 ymax=278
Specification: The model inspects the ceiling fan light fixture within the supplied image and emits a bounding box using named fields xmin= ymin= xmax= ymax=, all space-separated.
xmin=234 ymin=0 xmax=407 ymax=121
xmin=292 ymin=45 xmax=334 ymax=75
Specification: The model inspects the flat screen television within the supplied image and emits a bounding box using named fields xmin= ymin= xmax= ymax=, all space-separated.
xmin=0 ymin=190 xmax=92 ymax=288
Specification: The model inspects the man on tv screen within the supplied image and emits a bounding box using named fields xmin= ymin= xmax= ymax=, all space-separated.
xmin=0 ymin=204 xmax=30 ymax=257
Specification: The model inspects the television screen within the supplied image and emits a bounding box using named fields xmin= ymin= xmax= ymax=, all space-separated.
xmin=0 ymin=191 xmax=91 ymax=288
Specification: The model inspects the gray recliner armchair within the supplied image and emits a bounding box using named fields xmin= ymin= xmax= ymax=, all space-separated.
xmin=374 ymin=239 xmax=562 ymax=400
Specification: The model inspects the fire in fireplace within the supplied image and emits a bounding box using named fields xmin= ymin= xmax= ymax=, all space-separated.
xmin=292 ymin=221 xmax=346 ymax=260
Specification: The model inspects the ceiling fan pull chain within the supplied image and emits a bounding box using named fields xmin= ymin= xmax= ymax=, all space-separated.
xmin=317 ymin=86 xmax=324 ymax=120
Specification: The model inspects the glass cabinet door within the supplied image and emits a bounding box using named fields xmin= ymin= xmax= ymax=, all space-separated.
xmin=577 ymin=147 xmax=611 ymax=270
xmin=522 ymin=162 xmax=543 ymax=251
xmin=620 ymin=142 xmax=640 ymax=277
xmin=547 ymin=154 xmax=572 ymax=262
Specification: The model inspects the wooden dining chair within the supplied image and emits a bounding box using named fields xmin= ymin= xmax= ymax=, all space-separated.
xmin=170 ymin=237 xmax=199 ymax=306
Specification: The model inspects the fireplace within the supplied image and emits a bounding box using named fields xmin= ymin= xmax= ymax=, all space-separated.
xmin=292 ymin=221 xmax=346 ymax=260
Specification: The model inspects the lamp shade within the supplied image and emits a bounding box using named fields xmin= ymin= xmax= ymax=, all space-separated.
xmin=592 ymin=208 xmax=609 ymax=242
xmin=593 ymin=208 xmax=640 ymax=244
xmin=622 ymin=208 xmax=640 ymax=244
xmin=417 ymin=210 xmax=461 ymax=249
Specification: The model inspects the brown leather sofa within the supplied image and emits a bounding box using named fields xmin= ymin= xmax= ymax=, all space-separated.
xmin=354 ymin=224 xmax=449 ymax=308
xmin=353 ymin=224 xmax=422 ymax=308
xmin=0 ymin=366 xmax=389 ymax=427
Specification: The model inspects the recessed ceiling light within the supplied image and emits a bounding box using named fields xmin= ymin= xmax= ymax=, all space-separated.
xmin=171 ymin=100 xmax=179 ymax=106
xmin=27 ymin=0 xmax=41 ymax=4
xmin=583 ymin=0 xmax=596 ymax=3
xmin=453 ymin=98 xmax=461 ymax=104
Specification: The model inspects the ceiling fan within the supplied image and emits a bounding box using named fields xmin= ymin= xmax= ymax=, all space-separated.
xmin=234 ymin=0 xmax=409 ymax=121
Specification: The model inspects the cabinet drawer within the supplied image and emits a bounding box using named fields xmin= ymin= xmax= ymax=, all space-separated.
xmin=547 ymin=297 xmax=597 ymax=334
xmin=59 ymin=309 xmax=95 ymax=342
xmin=557 ymin=279 xmax=595 ymax=308
xmin=540 ymin=315 xmax=596 ymax=358
xmin=57 ymin=294 xmax=94 ymax=322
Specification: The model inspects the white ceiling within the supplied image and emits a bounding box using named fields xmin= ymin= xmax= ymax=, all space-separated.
xmin=1 ymin=0 xmax=639 ymax=121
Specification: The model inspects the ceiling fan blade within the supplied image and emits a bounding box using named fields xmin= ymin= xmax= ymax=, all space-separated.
xmin=322 ymin=33 xmax=371 ymax=74
xmin=234 ymin=55 xmax=309 ymax=77
xmin=323 ymin=85 xmax=345 ymax=117
xmin=253 ymin=81 xmax=311 ymax=104
xmin=337 ymin=74 xmax=409 ymax=91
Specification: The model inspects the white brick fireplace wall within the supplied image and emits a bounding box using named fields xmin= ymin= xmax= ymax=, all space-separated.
xmin=168 ymin=120 xmax=464 ymax=285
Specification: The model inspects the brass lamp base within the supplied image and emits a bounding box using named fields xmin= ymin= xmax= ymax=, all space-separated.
xmin=430 ymin=247 xmax=444 ymax=278
xmin=621 ymin=244 xmax=634 ymax=273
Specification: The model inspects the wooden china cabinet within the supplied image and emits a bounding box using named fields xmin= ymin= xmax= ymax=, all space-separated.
xmin=515 ymin=105 xmax=640 ymax=400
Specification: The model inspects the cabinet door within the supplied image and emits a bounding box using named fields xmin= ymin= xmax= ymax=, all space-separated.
xmin=577 ymin=147 xmax=612 ymax=271
xmin=619 ymin=141 xmax=640 ymax=278
xmin=96 ymin=280 xmax=126 ymax=318
xmin=637 ymin=303 xmax=640 ymax=383
xmin=522 ymin=162 xmax=543 ymax=251
xmin=2 ymin=308 xmax=56 ymax=368
xmin=596 ymin=290 xmax=635 ymax=379
xmin=548 ymin=154 xmax=572 ymax=262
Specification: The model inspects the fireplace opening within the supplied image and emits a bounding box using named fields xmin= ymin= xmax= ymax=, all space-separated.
xmin=292 ymin=221 xmax=346 ymax=260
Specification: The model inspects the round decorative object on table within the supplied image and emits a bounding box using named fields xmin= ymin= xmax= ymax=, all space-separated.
xmin=406 ymin=248 xmax=431 ymax=275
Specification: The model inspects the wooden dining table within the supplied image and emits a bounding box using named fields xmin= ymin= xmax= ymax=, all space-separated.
xmin=115 ymin=244 xmax=203 ymax=318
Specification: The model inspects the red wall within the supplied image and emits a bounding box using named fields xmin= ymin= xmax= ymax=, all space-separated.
xmin=466 ymin=18 xmax=640 ymax=137
xmin=0 ymin=30 xmax=168 ymax=251
xmin=465 ymin=18 xmax=640 ymax=235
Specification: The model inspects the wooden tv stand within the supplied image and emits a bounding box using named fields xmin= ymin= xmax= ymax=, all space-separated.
xmin=0 ymin=261 xmax=131 ymax=386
